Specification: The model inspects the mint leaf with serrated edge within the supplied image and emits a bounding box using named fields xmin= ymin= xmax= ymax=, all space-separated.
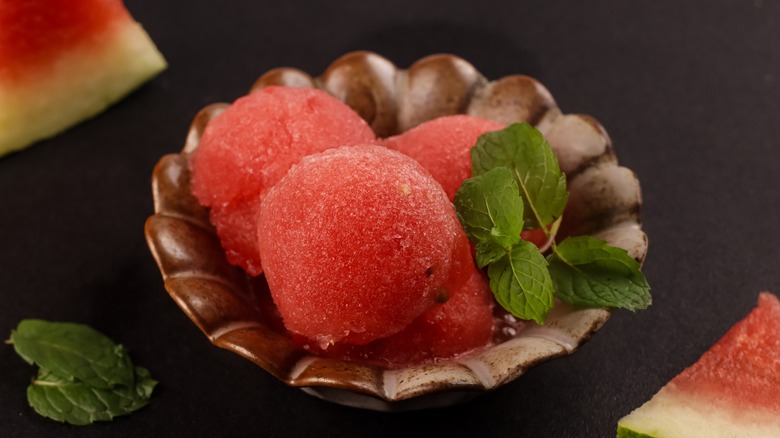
xmin=8 ymin=320 xmax=156 ymax=426
xmin=547 ymin=236 xmax=651 ymax=310
xmin=487 ymin=241 xmax=554 ymax=324
xmin=453 ymin=169 xmax=555 ymax=320
xmin=454 ymin=122 xmax=651 ymax=324
xmin=471 ymin=123 xmax=568 ymax=230
xmin=10 ymin=320 xmax=134 ymax=389
xmin=454 ymin=167 xmax=524 ymax=251
xmin=474 ymin=241 xmax=506 ymax=269
xmin=27 ymin=366 xmax=157 ymax=426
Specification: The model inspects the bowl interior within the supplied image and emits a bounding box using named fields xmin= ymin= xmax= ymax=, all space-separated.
xmin=144 ymin=51 xmax=647 ymax=411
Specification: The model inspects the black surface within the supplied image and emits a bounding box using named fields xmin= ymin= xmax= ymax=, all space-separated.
xmin=2 ymin=1 xmax=779 ymax=436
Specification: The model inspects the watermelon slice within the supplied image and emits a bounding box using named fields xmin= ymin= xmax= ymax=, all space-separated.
xmin=0 ymin=0 xmax=167 ymax=156
xmin=617 ymin=292 xmax=780 ymax=437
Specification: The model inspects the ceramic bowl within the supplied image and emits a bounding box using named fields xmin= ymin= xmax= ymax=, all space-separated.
xmin=145 ymin=51 xmax=647 ymax=412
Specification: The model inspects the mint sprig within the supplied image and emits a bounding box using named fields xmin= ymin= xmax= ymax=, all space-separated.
xmin=548 ymin=236 xmax=651 ymax=310
xmin=455 ymin=168 xmax=555 ymax=323
xmin=471 ymin=123 xmax=568 ymax=230
xmin=8 ymin=320 xmax=156 ymax=425
xmin=10 ymin=320 xmax=135 ymax=389
xmin=455 ymin=123 xmax=651 ymax=323
xmin=488 ymin=241 xmax=554 ymax=324
xmin=27 ymin=366 xmax=157 ymax=426
xmin=454 ymin=167 xmax=524 ymax=266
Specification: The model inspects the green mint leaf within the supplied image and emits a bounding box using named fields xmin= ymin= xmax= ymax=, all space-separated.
xmin=454 ymin=167 xmax=524 ymax=250
xmin=27 ymin=366 xmax=157 ymax=426
xmin=474 ymin=241 xmax=507 ymax=268
xmin=487 ymin=240 xmax=554 ymax=324
xmin=132 ymin=366 xmax=158 ymax=400
xmin=471 ymin=123 xmax=568 ymax=229
xmin=548 ymin=236 xmax=651 ymax=310
xmin=9 ymin=320 xmax=134 ymax=389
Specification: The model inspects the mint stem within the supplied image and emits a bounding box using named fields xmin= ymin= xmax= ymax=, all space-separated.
xmin=512 ymin=168 xmax=547 ymax=232
xmin=546 ymin=216 xmax=564 ymax=253
xmin=32 ymin=379 xmax=68 ymax=388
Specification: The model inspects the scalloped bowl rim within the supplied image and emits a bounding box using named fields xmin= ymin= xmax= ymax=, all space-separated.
xmin=145 ymin=51 xmax=647 ymax=411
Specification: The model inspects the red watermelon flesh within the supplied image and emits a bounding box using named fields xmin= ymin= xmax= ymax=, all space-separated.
xmin=0 ymin=0 xmax=166 ymax=155
xmin=205 ymin=198 xmax=262 ymax=274
xmin=672 ymin=292 xmax=780 ymax=413
xmin=383 ymin=114 xmax=504 ymax=201
xmin=190 ymin=86 xmax=378 ymax=275
xmin=257 ymin=145 xmax=473 ymax=347
xmin=355 ymin=267 xmax=495 ymax=367
xmin=521 ymin=227 xmax=550 ymax=249
xmin=302 ymin=267 xmax=495 ymax=368
xmin=0 ymin=0 xmax=127 ymax=82
xmin=617 ymin=292 xmax=780 ymax=437
xmin=384 ymin=114 xmax=550 ymax=247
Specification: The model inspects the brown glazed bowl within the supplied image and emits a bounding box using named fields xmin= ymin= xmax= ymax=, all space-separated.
xmin=145 ymin=51 xmax=647 ymax=412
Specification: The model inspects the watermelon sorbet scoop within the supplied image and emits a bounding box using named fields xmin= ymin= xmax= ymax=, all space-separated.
xmin=190 ymin=86 xmax=378 ymax=275
xmin=310 ymin=267 xmax=495 ymax=368
xmin=384 ymin=114 xmax=548 ymax=247
xmin=257 ymin=145 xmax=475 ymax=348
xmin=383 ymin=114 xmax=505 ymax=201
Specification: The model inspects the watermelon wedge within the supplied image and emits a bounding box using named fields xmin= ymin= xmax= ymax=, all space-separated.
xmin=0 ymin=0 xmax=167 ymax=156
xmin=617 ymin=292 xmax=780 ymax=438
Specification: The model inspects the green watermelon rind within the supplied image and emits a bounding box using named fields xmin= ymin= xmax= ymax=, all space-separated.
xmin=616 ymin=389 xmax=780 ymax=438
xmin=616 ymin=425 xmax=654 ymax=438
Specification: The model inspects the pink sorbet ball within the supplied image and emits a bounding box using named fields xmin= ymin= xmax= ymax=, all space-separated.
xmin=257 ymin=145 xmax=473 ymax=347
xmin=371 ymin=267 xmax=495 ymax=367
xmin=316 ymin=267 xmax=495 ymax=368
xmin=190 ymin=85 xmax=378 ymax=275
xmin=383 ymin=114 xmax=504 ymax=201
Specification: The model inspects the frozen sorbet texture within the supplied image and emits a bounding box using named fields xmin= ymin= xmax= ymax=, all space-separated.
xmin=384 ymin=114 xmax=504 ymax=201
xmin=257 ymin=145 xmax=474 ymax=346
xmin=190 ymin=86 xmax=377 ymax=275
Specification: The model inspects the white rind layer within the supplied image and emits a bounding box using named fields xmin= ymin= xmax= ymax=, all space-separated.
xmin=617 ymin=386 xmax=780 ymax=438
xmin=0 ymin=21 xmax=166 ymax=156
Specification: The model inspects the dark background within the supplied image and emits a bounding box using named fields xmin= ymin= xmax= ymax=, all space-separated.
xmin=1 ymin=0 xmax=778 ymax=436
